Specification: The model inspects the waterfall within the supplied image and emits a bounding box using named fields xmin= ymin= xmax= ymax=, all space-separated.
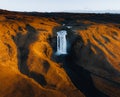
xmin=56 ymin=30 xmax=67 ymax=55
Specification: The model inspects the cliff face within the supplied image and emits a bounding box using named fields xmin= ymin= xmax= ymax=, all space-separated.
xmin=70 ymin=24 xmax=120 ymax=97
xmin=0 ymin=10 xmax=120 ymax=97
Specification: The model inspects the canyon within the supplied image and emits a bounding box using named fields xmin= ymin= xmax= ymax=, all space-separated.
xmin=0 ymin=10 xmax=120 ymax=97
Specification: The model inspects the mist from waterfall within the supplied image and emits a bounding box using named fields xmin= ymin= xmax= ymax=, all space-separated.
xmin=56 ymin=30 xmax=67 ymax=55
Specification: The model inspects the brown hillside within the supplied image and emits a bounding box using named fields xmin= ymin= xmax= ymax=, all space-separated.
xmin=0 ymin=10 xmax=120 ymax=97
xmin=0 ymin=11 xmax=84 ymax=97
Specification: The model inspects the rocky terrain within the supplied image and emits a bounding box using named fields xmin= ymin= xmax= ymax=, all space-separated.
xmin=0 ymin=9 xmax=120 ymax=97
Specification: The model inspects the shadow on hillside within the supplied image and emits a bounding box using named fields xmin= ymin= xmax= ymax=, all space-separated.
xmin=12 ymin=24 xmax=47 ymax=86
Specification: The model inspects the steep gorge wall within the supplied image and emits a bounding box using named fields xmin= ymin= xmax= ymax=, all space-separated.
xmin=69 ymin=24 xmax=120 ymax=97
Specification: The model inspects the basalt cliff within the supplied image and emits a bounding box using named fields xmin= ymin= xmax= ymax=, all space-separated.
xmin=0 ymin=10 xmax=120 ymax=97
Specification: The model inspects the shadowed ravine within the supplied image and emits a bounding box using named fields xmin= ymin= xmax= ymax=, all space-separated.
xmin=55 ymin=54 xmax=109 ymax=97
xmin=52 ymin=28 xmax=109 ymax=97
xmin=65 ymin=55 xmax=108 ymax=97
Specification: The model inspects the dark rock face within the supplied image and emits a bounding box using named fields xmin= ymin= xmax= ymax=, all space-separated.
xmin=1 ymin=10 xmax=120 ymax=97
xmin=67 ymin=25 xmax=120 ymax=97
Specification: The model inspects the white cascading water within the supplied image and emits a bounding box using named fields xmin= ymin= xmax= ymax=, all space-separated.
xmin=56 ymin=30 xmax=67 ymax=55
